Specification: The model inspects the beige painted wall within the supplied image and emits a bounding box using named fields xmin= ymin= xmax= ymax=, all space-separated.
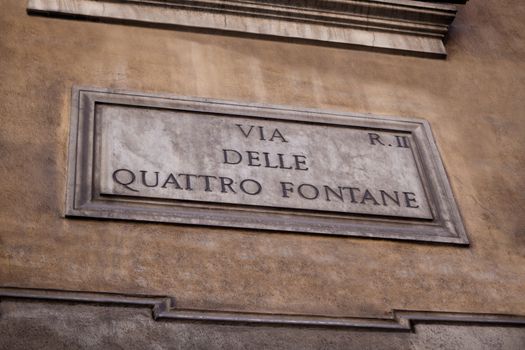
xmin=0 ymin=0 xmax=524 ymax=319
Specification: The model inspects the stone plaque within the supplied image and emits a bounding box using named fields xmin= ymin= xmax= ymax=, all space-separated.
xmin=67 ymin=87 xmax=468 ymax=244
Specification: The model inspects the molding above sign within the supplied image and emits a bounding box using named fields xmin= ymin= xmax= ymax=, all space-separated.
xmin=27 ymin=0 xmax=463 ymax=58
xmin=65 ymin=87 xmax=468 ymax=244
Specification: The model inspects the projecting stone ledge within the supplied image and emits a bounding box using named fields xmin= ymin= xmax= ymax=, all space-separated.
xmin=27 ymin=0 xmax=464 ymax=58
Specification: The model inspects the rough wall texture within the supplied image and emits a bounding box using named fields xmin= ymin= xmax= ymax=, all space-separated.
xmin=1 ymin=300 xmax=524 ymax=350
xmin=0 ymin=0 xmax=524 ymax=332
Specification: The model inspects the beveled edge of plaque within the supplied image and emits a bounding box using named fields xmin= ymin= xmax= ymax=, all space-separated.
xmin=65 ymin=86 xmax=469 ymax=245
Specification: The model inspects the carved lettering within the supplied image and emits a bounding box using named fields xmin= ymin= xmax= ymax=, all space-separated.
xmin=113 ymin=168 xmax=138 ymax=192
xmin=235 ymin=124 xmax=288 ymax=142
xmin=107 ymin=119 xmax=429 ymax=222
xmin=368 ymin=132 xmax=385 ymax=146
xmin=222 ymin=149 xmax=308 ymax=171
xmin=395 ymin=135 xmax=410 ymax=148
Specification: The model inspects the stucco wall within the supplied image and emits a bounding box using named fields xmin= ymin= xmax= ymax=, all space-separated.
xmin=0 ymin=0 xmax=524 ymax=326
xmin=1 ymin=299 xmax=524 ymax=350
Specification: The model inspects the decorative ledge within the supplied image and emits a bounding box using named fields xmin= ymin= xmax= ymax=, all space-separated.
xmin=1 ymin=287 xmax=524 ymax=330
xmin=27 ymin=0 xmax=464 ymax=58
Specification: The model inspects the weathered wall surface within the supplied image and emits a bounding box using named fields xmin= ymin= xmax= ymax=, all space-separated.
xmin=1 ymin=299 xmax=524 ymax=350
xmin=0 ymin=0 xmax=524 ymax=335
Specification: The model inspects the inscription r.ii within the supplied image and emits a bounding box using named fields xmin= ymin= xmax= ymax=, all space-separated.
xmin=368 ymin=132 xmax=410 ymax=148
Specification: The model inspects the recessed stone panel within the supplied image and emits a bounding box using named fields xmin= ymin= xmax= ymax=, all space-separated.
xmin=66 ymin=87 xmax=468 ymax=244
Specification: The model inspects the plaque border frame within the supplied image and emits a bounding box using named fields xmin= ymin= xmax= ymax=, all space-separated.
xmin=66 ymin=86 xmax=469 ymax=245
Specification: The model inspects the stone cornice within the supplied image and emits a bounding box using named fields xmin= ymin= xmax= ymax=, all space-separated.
xmin=1 ymin=287 xmax=524 ymax=330
xmin=27 ymin=0 xmax=465 ymax=58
